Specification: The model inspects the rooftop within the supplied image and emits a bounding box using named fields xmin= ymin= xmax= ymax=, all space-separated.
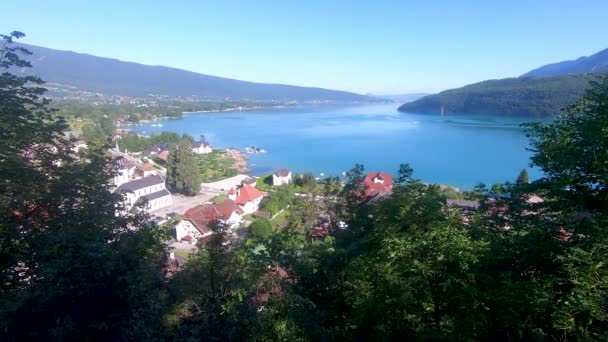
xmin=116 ymin=175 xmax=165 ymax=193
xmin=274 ymin=168 xmax=291 ymax=177
xmin=235 ymin=184 xmax=265 ymax=205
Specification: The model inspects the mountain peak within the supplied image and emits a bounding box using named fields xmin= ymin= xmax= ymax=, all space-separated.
xmin=521 ymin=47 xmax=608 ymax=78
xmin=15 ymin=43 xmax=378 ymax=103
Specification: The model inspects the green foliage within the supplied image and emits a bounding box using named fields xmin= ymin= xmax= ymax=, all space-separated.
xmin=166 ymin=138 xmax=201 ymax=195
xmin=194 ymin=150 xmax=238 ymax=182
xmin=516 ymin=168 xmax=530 ymax=187
xmin=251 ymin=218 xmax=274 ymax=238
xmin=399 ymin=73 xmax=601 ymax=117
xmin=211 ymin=194 xmax=228 ymax=204
xmin=118 ymin=131 xmax=182 ymax=152
xmin=0 ymin=32 xmax=168 ymax=340
xmin=260 ymin=185 xmax=295 ymax=215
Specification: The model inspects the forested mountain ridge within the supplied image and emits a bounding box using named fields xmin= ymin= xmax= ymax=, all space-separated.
xmin=522 ymin=47 xmax=608 ymax=77
xmin=13 ymin=43 xmax=377 ymax=103
xmin=398 ymin=73 xmax=599 ymax=117
xmin=400 ymin=47 xmax=608 ymax=117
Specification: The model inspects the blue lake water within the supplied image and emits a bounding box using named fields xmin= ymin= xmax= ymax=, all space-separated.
xmin=130 ymin=104 xmax=546 ymax=189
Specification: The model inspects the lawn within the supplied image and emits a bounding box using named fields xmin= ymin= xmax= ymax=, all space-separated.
xmin=270 ymin=209 xmax=289 ymax=227
xmin=195 ymin=151 xmax=238 ymax=182
xmin=255 ymin=173 xmax=275 ymax=192
xmin=211 ymin=194 xmax=228 ymax=204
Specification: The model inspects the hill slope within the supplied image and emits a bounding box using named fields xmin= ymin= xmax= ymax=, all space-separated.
xmin=398 ymin=74 xmax=598 ymax=117
xmin=522 ymin=48 xmax=608 ymax=77
xmin=15 ymin=43 xmax=374 ymax=103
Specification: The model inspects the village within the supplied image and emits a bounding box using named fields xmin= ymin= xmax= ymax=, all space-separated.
xmin=95 ymin=133 xmax=408 ymax=263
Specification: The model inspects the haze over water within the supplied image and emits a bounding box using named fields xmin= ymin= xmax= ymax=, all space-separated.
xmin=131 ymin=104 xmax=544 ymax=189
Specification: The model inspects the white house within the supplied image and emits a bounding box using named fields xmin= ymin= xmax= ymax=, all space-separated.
xmin=234 ymin=184 xmax=265 ymax=214
xmin=72 ymin=140 xmax=88 ymax=153
xmin=115 ymin=175 xmax=173 ymax=212
xmin=272 ymin=168 xmax=292 ymax=186
xmin=175 ymin=199 xmax=243 ymax=243
xmin=192 ymin=141 xmax=213 ymax=154
xmin=112 ymin=156 xmax=138 ymax=186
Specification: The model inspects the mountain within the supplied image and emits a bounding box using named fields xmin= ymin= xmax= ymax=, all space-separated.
xmin=367 ymin=93 xmax=431 ymax=103
xmin=398 ymin=74 xmax=598 ymax=117
xmin=522 ymin=48 xmax=608 ymax=77
xmin=15 ymin=43 xmax=376 ymax=103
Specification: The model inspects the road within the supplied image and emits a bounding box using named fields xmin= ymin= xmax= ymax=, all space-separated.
xmin=151 ymin=174 xmax=254 ymax=217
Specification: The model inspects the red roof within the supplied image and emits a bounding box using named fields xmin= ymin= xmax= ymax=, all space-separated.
xmin=214 ymin=199 xmax=244 ymax=218
xmin=235 ymin=184 xmax=265 ymax=205
xmin=158 ymin=150 xmax=169 ymax=161
xmin=228 ymin=187 xmax=236 ymax=195
xmin=364 ymin=172 xmax=393 ymax=186
xmin=183 ymin=200 xmax=243 ymax=235
xmin=363 ymin=172 xmax=393 ymax=196
xmin=183 ymin=204 xmax=220 ymax=235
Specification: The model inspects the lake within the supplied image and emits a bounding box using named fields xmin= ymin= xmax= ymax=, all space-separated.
xmin=130 ymin=103 xmax=545 ymax=189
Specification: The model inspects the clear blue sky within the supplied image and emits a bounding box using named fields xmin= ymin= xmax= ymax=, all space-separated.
xmin=2 ymin=0 xmax=607 ymax=93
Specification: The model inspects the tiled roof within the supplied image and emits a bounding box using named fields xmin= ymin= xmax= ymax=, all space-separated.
xmin=274 ymin=168 xmax=291 ymax=177
xmin=183 ymin=200 xmax=243 ymax=235
xmin=116 ymin=175 xmax=165 ymax=193
xmin=142 ymin=189 xmax=171 ymax=202
xmin=363 ymin=172 xmax=393 ymax=197
xmin=183 ymin=204 xmax=220 ymax=235
xmin=214 ymin=199 xmax=244 ymax=218
xmin=235 ymin=184 xmax=265 ymax=205
xmin=447 ymin=199 xmax=480 ymax=209
xmin=364 ymin=172 xmax=393 ymax=186
xmin=113 ymin=156 xmax=137 ymax=169
xmin=138 ymin=163 xmax=155 ymax=172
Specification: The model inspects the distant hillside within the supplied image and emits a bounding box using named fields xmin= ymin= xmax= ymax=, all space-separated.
xmin=522 ymin=48 xmax=608 ymax=77
xmin=368 ymin=93 xmax=431 ymax=103
xmin=398 ymin=74 xmax=599 ymax=117
xmin=15 ymin=43 xmax=376 ymax=103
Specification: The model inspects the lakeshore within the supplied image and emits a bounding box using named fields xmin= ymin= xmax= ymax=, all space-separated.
xmin=131 ymin=103 xmax=545 ymax=189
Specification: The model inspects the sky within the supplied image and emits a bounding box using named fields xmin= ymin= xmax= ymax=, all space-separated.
xmin=2 ymin=0 xmax=607 ymax=94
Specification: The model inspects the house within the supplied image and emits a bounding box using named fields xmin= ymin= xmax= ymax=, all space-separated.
xmin=447 ymin=199 xmax=481 ymax=211
xmin=192 ymin=140 xmax=213 ymax=154
xmin=242 ymin=177 xmax=257 ymax=187
xmin=175 ymin=204 xmax=219 ymax=242
xmin=213 ymin=199 xmax=245 ymax=228
xmin=157 ymin=150 xmax=169 ymax=162
xmin=112 ymin=156 xmax=138 ymax=186
xmin=115 ymin=175 xmax=172 ymax=212
xmin=175 ymin=199 xmax=244 ymax=243
xmin=272 ymin=168 xmax=292 ymax=186
xmin=71 ymin=140 xmax=88 ymax=153
xmin=234 ymin=184 xmax=266 ymax=214
xmin=137 ymin=163 xmax=157 ymax=177
xmin=363 ymin=172 xmax=393 ymax=197
xmin=143 ymin=143 xmax=170 ymax=157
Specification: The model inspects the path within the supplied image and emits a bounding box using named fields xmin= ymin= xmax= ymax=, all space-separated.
xmin=151 ymin=174 xmax=253 ymax=217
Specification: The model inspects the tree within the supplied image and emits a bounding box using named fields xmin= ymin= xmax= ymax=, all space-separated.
xmin=251 ymin=217 xmax=274 ymax=238
xmin=0 ymin=32 xmax=168 ymax=340
xmin=523 ymin=74 xmax=608 ymax=339
xmin=166 ymin=138 xmax=201 ymax=195
xmin=515 ymin=168 xmax=529 ymax=187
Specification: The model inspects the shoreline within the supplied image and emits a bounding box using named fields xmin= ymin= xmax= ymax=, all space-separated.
xmin=226 ymin=149 xmax=249 ymax=174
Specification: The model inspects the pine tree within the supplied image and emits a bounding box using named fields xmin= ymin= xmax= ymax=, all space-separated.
xmin=166 ymin=138 xmax=201 ymax=195
xmin=515 ymin=168 xmax=529 ymax=187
